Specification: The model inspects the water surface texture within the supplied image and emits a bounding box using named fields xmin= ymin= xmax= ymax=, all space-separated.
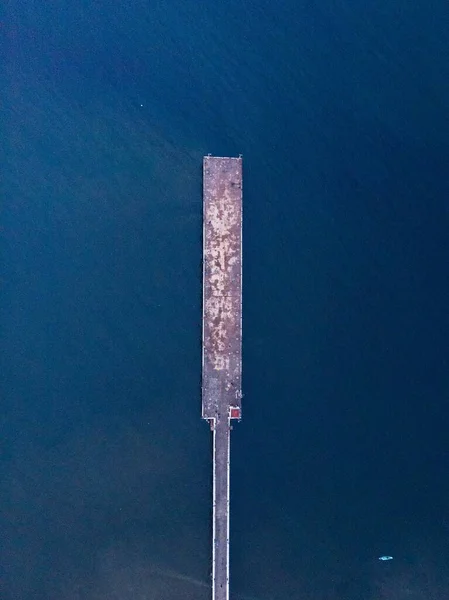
xmin=2 ymin=1 xmax=449 ymax=598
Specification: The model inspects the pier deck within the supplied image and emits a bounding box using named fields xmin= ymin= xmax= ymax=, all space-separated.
xmin=202 ymin=155 xmax=242 ymax=600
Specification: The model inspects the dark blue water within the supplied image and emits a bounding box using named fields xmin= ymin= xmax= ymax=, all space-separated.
xmin=2 ymin=1 xmax=449 ymax=598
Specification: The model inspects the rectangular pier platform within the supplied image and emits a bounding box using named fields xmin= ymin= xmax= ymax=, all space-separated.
xmin=202 ymin=155 xmax=243 ymax=600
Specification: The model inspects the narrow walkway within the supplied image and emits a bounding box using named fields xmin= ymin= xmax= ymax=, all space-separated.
xmin=212 ymin=415 xmax=231 ymax=600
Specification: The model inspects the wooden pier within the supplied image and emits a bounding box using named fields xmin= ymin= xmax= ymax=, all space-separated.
xmin=202 ymin=155 xmax=243 ymax=600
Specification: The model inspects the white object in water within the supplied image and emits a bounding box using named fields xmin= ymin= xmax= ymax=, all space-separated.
xmin=378 ymin=556 xmax=393 ymax=561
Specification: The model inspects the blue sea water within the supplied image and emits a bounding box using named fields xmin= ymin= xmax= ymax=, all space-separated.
xmin=2 ymin=1 xmax=449 ymax=598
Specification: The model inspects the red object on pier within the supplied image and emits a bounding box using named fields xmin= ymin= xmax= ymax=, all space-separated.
xmin=230 ymin=406 xmax=241 ymax=419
